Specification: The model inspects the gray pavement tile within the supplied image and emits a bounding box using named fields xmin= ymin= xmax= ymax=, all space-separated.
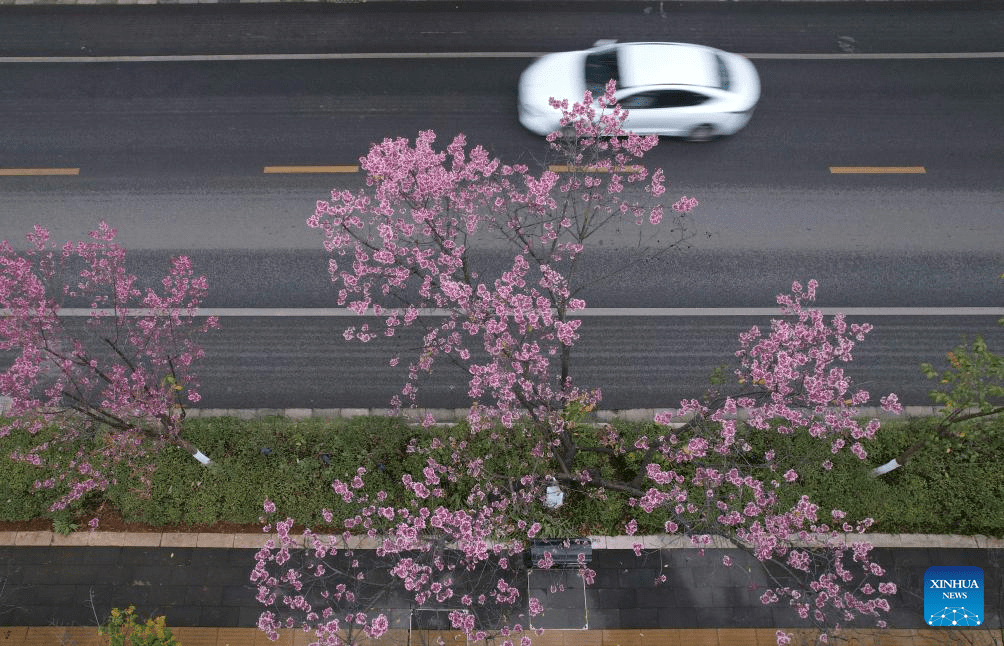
xmin=144 ymin=584 xmax=190 ymax=606
xmin=238 ymin=605 xmax=264 ymax=627
xmin=16 ymin=583 xmax=77 ymax=607
xmin=883 ymin=606 xmax=927 ymax=629
xmin=589 ymin=587 xmax=636 ymax=610
xmin=78 ymin=546 xmax=124 ymax=565
xmin=588 ymin=568 xmax=622 ymax=588
xmin=109 ymin=585 xmax=151 ymax=607
xmin=618 ymin=567 xmax=661 ymax=588
xmin=200 ymin=604 xmax=241 ymax=626
xmin=189 ymin=585 xmax=224 ymax=606
xmin=678 ymin=585 xmax=716 ymax=608
xmin=878 ymin=547 xmax=934 ymax=568
xmin=222 ymin=584 xmax=256 ymax=606
xmin=162 ymin=605 xmax=203 ymax=626
xmin=120 ymin=546 xmax=194 ymax=565
xmin=226 ymin=547 xmax=259 ymax=566
xmin=927 ymin=547 xmax=997 ymax=567
xmin=618 ymin=607 xmax=659 ymax=628
xmin=634 ymin=588 xmax=684 ymax=608
xmin=656 ymin=606 xmax=699 ymax=628
xmin=713 ymin=585 xmax=764 ymax=608
xmin=720 ymin=605 xmax=775 ymax=626
xmin=187 ymin=547 xmax=233 ymax=568
xmin=583 ymin=608 xmax=621 ymax=629
xmin=530 ymin=607 xmax=588 ymax=630
xmin=769 ymin=607 xmax=814 ymax=628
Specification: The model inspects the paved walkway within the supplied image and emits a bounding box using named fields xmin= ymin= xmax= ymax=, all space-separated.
xmin=4 ymin=626 xmax=997 ymax=646
xmin=0 ymin=531 xmax=1000 ymax=644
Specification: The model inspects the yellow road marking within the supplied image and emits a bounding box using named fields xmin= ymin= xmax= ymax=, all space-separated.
xmin=549 ymin=164 xmax=644 ymax=173
xmin=263 ymin=165 xmax=359 ymax=174
xmin=0 ymin=167 xmax=79 ymax=176
xmin=829 ymin=166 xmax=926 ymax=174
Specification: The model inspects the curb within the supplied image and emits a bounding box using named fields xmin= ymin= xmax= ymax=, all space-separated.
xmin=181 ymin=405 xmax=947 ymax=423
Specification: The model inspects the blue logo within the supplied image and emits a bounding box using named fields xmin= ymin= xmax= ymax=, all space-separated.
xmin=925 ymin=566 xmax=984 ymax=627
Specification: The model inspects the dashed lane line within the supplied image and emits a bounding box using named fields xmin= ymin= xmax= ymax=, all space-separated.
xmin=830 ymin=166 xmax=926 ymax=174
xmin=0 ymin=167 xmax=79 ymax=176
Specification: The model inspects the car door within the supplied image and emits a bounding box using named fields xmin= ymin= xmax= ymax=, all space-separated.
xmin=620 ymin=88 xmax=713 ymax=136
xmin=617 ymin=91 xmax=664 ymax=135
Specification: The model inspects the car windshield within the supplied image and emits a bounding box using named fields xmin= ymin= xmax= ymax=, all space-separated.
xmin=715 ymin=53 xmax=730 ymax=90
xmin=585 ymin=49 xmax=619 ymax=94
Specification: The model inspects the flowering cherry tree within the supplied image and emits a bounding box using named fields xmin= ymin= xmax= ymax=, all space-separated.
xmin=255 ymin=279 xmax=903 ymax=645
xmin=307 ymin=80 xmax=699 ymax=435
xmin=256 ymin=85 xmax=906 ymax=645
xmin=0 ymin=221 xmax=219 ymax=517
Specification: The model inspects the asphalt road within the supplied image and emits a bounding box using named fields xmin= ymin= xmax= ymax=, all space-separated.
xmin=0 ymin=1 xmax=1002 ymax=410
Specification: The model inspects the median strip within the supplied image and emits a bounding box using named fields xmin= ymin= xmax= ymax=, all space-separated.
xmin=829 ymin=166 xmax=926 ymax=174
xmin=549 ymin=165 xmax=644 ymax=173
xmin=0 ymin=167 xmax=79 ymax=176
xmin=263 ymin=165 xmax=359 ymax=174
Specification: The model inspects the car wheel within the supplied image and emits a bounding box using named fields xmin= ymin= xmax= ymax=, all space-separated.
xmin=686 ymin=124 xmax=715 ymax=143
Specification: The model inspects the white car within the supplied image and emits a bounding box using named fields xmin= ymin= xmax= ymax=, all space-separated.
xmin=518 ymin=41 xmax=760 ymax=142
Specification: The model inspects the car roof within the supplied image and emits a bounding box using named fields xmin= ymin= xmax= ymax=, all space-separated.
xmin=615 ymin=43 xmax=719 ymax=90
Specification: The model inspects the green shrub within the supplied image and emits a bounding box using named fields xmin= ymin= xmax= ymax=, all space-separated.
xmin=1 ymin=412 xmax=1002 ymax=537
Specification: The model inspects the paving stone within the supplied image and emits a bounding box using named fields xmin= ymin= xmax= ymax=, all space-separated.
xmin=218 ymin=627 xmax=256 ymax=646
xmin=584 ymin=608 xmax=622 ymax=629
xmin=600 ymin=629 xmax=651 ymax=646
xmin=120 ymin=546 xmax=189 ymax=565
xmin=240 ymin=604 xmax=267 ymax=627
xmin=163 ymin=605 xmax=204 ymax=626
xmin=619 ymin=607 xmax=660 ymax=628
xmin=618 ymin=567 xmax=661 ymax=588
xmin=170 ymin=627 xmax=219 ymax=646
xmin=0 ymin=531 xmax=18 ymax=545
xmin=16 ymin=583 xmax=77 ymax=607
xmin=672 ymin=629 xmax=720 ymax=646
xmin=678 ymin=585 xmax=716 ymax=608
xmin=657 ymin=606 xmax=702 ymax=629
xmin=589 ymin=587 xmax=636 ymax=610
xmin=222 ymin=584 xmax=255 ymax=606
xmin=23 ymin=626 xmax=103 ymax=646
xmin=76 ymin=546 xmax=123 ymax=564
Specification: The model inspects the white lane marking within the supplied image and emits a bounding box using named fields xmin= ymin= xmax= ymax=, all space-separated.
xmin=19 ymin=307 xmax=1004 ymax=317
xmin=0 ymin=52 xmax=1002 ymax=64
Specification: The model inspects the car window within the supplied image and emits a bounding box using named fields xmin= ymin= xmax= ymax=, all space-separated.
xmin=585 ymin=49 xmax=619 ymax=94
xmin=619 ymin=92 xmax=658 ymax=109
xmin=655 ymin=90 xmax=711 ymax=108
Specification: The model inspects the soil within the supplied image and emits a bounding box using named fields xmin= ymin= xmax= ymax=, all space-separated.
xmin=0 ymin=503 xmax=284 ymax=534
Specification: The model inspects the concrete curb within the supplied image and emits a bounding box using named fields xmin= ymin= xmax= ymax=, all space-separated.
xmin=183 ymin=405 xmax=946 ymax=422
